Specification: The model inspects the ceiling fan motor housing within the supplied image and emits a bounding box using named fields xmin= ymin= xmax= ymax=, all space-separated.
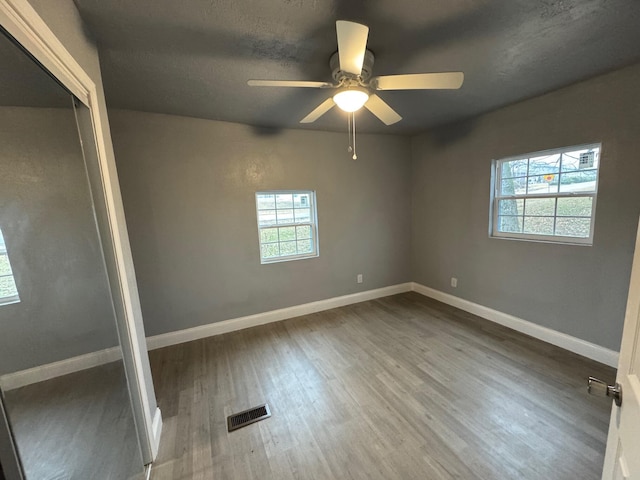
xmin=330 ymin=49 xmax=375 ymax=83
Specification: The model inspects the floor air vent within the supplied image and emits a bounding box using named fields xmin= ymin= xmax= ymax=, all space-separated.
xmin=227 ymin=403 xmax=271 ymax=432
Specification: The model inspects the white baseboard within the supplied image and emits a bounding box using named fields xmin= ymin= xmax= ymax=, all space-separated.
xmin=1 ymin=281 xmax=616 ymax=391
xmin=150 ymin=407 xmax=162 ymax=460
xmin=410 ymin=282 xmax=619 ymax=368
xmin=0 ymin=346 xmax=122 ymax=391
xmin=0 ymin=284 xmax=412 ymax=390
xmin=146 ymin=283 xmax=413 ymax=350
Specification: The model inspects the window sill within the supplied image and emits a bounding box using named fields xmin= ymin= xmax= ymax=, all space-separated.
xmin=489 ymin=234 xmax=592 ymax=247
xmin=260 ymin=253 xmax=319 ymax=265
xmin=0 ymin=297 xmax=21 ymax=306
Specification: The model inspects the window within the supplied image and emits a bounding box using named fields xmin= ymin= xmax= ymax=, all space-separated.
xmin=490 ymin=143 xmax=601 ymax=245
xmin=0 ymin=228 xmax=20 ymax=304
xmin=255 ymin=191 xmax=319 ymax=263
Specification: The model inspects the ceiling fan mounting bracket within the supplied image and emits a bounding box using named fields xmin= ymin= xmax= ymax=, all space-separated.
xmin=330 ymin=49 xmax=375 ymax=83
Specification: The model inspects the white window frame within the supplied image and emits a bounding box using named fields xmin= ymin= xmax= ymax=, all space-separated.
xmin=255 ymin=190 xmax=319 ymax=264
xmin=0 ymin=244 xmax=19 ymax=306
xmin=490 ymin=143 xmax=602 ymax=245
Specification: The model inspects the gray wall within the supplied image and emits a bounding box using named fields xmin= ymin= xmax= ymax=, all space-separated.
xmin=411 ymin=63 xmax=640 ymax=351
xmin=110 ymin=110 xmax=412 ymax=337
xmin=26 ymin=0 xmax=158 ymax=422
xmin=0 ymin=106 xmax=118 ymax=375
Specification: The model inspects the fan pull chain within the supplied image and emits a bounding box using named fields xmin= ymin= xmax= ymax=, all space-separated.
xmin=347 ymin=111 xmax=353 ymax=155
xmin=352 ymin=112 xmax=357 ymax=160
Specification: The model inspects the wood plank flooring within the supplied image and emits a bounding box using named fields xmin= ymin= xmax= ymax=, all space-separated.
xmin=3 ymin=361 xmax=145 ymax=480
xmin=148 ymin=292 xmax=615 ymax=480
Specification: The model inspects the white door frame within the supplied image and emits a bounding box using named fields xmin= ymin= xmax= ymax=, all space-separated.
xmin=0 ymin=0 xmax=161 ymax=464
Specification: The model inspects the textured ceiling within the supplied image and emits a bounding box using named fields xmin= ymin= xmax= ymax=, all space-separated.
xmin=74 ymin=0 xmax=640 ymax=135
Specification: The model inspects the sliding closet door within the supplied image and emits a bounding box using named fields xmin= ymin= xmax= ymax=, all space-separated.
xmin=0 ymin=28 xmax=144 ymax=480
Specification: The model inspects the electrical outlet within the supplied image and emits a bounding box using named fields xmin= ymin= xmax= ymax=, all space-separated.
xmin=451 ymin=277 xmax=458 ymax=288
xmin=357 ymin=274 xmax=363 ymax=284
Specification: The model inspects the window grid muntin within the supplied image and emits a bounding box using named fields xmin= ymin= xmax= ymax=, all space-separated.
xmin=256 ymin=191 xmax=318 ymax=263
xmin=491 ymin=143 xmax=600 ymax=245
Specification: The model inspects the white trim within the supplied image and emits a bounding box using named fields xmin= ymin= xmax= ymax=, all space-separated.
xmin=0 ymin=297 xmax=20 ymax=306
xmin=0 ymin=347 xmax=122 ymax=391
xmin=147 ymin=283 xmax=413 ymax=350
xmin=150 ymin=407 xmax=162 ymax=460
xmin=490 ymin=143 xmax=601 ymax=246
xmin=256 ymin=190 xmax=319 ymax=264
xmin=0 ymin=284 xmax=412 ymax=391
xmin=410 ymin=282 xmax=619 ymax=367
xmin=0 ymin=0 xmax=91 ymax=104
xmin=496 ymin=142 xmax=602 ymax=164
xmin=0 ymin=282 xmax=617 ymax=394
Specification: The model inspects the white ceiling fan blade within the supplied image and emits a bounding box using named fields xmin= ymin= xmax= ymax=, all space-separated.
xmin=364 ymin=94 xmax=402 ymax=125
xmin=300 ymin=98 xmax=335 ymax=123
xmin=247 ymin=80 xmax=334 ymax=88
xmin=374 ymin=72 xmax=464 ymax=90
xmin=336 ymin=20 xmax=369 ymax=76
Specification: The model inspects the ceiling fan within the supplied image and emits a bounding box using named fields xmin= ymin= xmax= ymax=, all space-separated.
xmin=247 ymin=20 xmax=464 ymax=126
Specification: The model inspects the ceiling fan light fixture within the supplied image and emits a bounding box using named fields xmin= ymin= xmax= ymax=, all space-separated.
xmin=333 ymin=87 xmax=369 ymax=112
xmin=247 ymin=20 xmax=462 ymax=130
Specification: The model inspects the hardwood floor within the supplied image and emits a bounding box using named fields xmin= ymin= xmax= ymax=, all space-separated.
xmin=148 ymin=292 xmax=615 ymax=480
xmin=3 ymin=361 xmax=144 ymax=480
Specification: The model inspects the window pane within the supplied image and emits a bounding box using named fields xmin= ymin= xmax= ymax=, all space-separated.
xmin=555 ymin=217 xmax=591 ymax=237
xmin=492 ymin=145 xmax=599 ymax=243
xmin=528 ymin=153 xmax=561 ymax=177
xmin=258 ymin=210 xmax=277 ymax=226
xmin=280 ymin=241 xmax=297 ymax=256
xmin=561 ymin=151 xmax=580 ymax=172
xmin=256 ymin=194 xmax=275 ymax=210
xmin=562 ymin=148 xmax=599 ymax=172
xmin=498 ymin=199 xmax=523 ymax=216
xmin=526 ymin=175 xmax=558 ymax=194
xmin=556 ymin=197 xmax=593 ymax=217
xmin=0 ymin=254 xmax=12 ymax=276
xmin=0 ymin=228 xmax=19 ymax=302
xmin=498 ymin=216 xmax=523 ymax=233
xmin=0 ymin=276 xmax=18 ymax=299
xmin=275 ymin=194 xmax=293 ymax=209
xmin=296 ymin=225 xmax=311 ymax=239
xmin=501 ymin=159 xmax=528 ymax=179
xmin=523 ymin=216 xmax=554 ymax=235
xmin=278 ymin=226 xmax=296 ymax=241
xmin=500 ymin=177 xmax=528 ymax=196
xmin=297 ymin=239 xmax=312 ymax=254
xmin=261 ymin=243 xmax=280 ymax=259
xmin=276 ymin=209 xmax=294 ymax=224
xmin=256 ymin=191 xmax=318 ymax=263
xmin=559 ymin=170 xmax=598 ymax=193
xmin=524 ymin=198 xmax=555 ymax=217
xmin=293 ymin=193 xmax=310 ymax=208
xmin=294 ymin=208 xmax=311 ymax=223
xmin=260 ymin=228 xmax=278 ymax=243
